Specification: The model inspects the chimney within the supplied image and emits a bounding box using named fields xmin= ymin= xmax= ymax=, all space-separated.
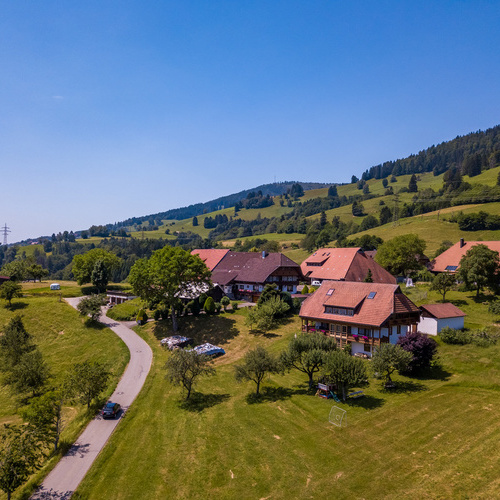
xmin=460 ymin=238 xmax=465 ymax=248
xmin=262 ymin=251 xmax=267 ymax=259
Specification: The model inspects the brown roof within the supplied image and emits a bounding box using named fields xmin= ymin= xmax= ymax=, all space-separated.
xmin=207 ymin=251 xmax=301 ymax=286
xmin=420 ymin=303 xmax=466 ymax=319
xmin=191 ymin=249 xmax=230 ymax=271
xmin=301 ymin=247 xmax=396 ymax=284
xmin=300 ymin=281 xmax=419 ymax=327
xmin=430 ymin=240 xmax=500 ymax=273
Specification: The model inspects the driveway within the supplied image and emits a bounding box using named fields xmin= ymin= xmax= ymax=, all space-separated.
xmin=32 ymin=298 xmax=153 ymax=499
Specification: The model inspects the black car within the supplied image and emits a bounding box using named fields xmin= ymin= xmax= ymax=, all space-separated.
xmin=102 ymin=401 xmax=121 ymax=419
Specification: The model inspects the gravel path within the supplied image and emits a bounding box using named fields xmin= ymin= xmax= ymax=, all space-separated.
xmin=31 ymin=298 xmax=153 ymax=499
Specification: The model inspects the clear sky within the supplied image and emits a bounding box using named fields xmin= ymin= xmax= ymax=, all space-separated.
xmin=1 ymin=1 xmax=500 ymax=243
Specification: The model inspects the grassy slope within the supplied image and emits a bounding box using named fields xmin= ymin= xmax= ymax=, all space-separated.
xmin=77 ymin=287 xmax=500 ymax=499
xmin=0 ymin=284 xmax=130 ymax=500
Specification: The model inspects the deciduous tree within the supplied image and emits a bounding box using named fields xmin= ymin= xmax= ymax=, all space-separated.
xmin=128 ymin=247 xmax=211 ymax=332
xmin=371 ymin=343 xmax=412 ymax=385
xmin=66 ymin=361 xmax=110 ymax=409
xmin=430 ymin=272 xmax=455 ymax=301
xmin=72 ymin=249 xmax=120 ymax=286
xmin=321 ymin=350 xmax=368 ymax=401
xmin=457 ymin=244 xmax=500 ymax=297
xmin=0 ymin=316 xmax=34 ymax=371
xmin=77 ymin=295 xmax=106 ymax=322
xmin=280 ymin=333 xmax=337 ymax=389
xmin=234 ymin=346 xmax=280 ymax=396
xmin=8 ymin=349 xmax=50 ymax=397
xmin=396 ymin=332 xmax=437 ymax=374
xmin=0 ymin=282 xmax=22 ymax=308
xmin=375 ymin=234 xmax=426 ymax=276
xmin=164 ymin=349 xmax=215 ymax=400
xmin=91 ymin=260 xmax=109 ymax=293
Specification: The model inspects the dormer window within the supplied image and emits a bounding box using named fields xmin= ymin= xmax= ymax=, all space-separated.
xmin=324 ymin=306 xmax=354 ymax=316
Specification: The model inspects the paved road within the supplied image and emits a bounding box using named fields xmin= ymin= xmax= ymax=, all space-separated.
xmin=32 ymin=299 xmax=153 ymax=499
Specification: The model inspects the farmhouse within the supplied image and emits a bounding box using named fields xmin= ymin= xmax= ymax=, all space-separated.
xmin=300 ymin=247 xmax=396 ymax=285
xmin=429 ymin=238 xmax=500 ymax=273
xmin=192 ymin=249 xmax=302 ymax=302
xmin=417 ymin=303 xmax=466 ymax=335
xmin=299 ymin=281 xmax=420 ymax=357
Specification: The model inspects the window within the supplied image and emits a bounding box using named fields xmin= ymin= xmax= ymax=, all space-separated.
xmin=445 ymin=265 xmax=458 ymax=271
xmin=324 ymin=306 xmax=354 ymax=316
xmin=364 ymin=343 xmax=371 ymax=353
xmin=326 ymin=288 xmax=335 ymax=296
xmin=367 ymin=292 xmax=377 ymax=299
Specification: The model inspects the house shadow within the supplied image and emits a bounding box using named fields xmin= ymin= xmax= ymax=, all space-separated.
xmin=179 ymin=392 xmax=230 ymax=412
xmin=448 ymin=299 xmax=467 ymax=307
xmin=152 ymin=315 xmax=239 ymax=346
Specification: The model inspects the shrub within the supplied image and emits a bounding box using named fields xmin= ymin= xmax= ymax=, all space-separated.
xmin=302 ymin=285 xmax=309 ymax=294
xmin=214 ymin=302 xmax=222 ymax=313
xmin=203 ymin=297 xmax=215 ymax=315
xmin=136 ymin=309 xmax=148 ymax=325
xmin=439 ymin=327 xmax=472 ymax=345
xmin=221 ymin=296 xmax=230 ymax=312
xmin=231 ymin=301 xmax=239 ymax=312
xmin=397 ymin=332 xmax=437 ymax=373
xmin=488 ymin=300 xmax=500 ymax=316
xmin=153 ymin=309 xmax=161 ymax=321
xmin=414 ymin=269 xmax=434 ymax=282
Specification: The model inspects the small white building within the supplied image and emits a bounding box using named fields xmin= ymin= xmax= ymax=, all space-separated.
xmin=418 ymin=303 xmax=466 ymax=335
xmin=50 ymin=283 xmax=61 ymax=290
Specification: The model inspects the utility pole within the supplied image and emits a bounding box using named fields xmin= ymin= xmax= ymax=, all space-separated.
xmin=1 ymin=223 xmax=11 ymax=245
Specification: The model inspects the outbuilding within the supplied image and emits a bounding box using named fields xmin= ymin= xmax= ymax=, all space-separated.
xmin=417 ymin=303 xmax=466 ymax=335
xmin=50 ymin=283 xmax=61 ymax=290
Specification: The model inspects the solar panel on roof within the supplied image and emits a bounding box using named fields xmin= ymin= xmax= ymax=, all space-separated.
xmin=326 ymin=289 xmax=334 ymax=296
xmin=367 ymin=291 xmax=377 ymax=299
xmin=445 ymin=265 xmax=458 ymax=271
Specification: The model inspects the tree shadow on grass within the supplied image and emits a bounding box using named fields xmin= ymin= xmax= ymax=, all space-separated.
xmin=381 ymin=380 xmax=428 ymax=394
xmin=8 ymin=301 xmax=29 ymax=310
xmin=245 ymin=385 xmax=308 ymax=404
xmin=448 ymin=299 xmax=468 ymax=307
xmin=152 ymin=315 xmax=239 ymax=346
xmin=412 ymin=363 xmax=452 ymax=382
xmin=248 ymin=328 xmax=280 ymax=339
xmin=84 ymin=319 xmax=107 ymax=330
xmin=345 ymin=395 xmax=385 ymax=410
xmin=179 ymin=392 xmax=230 ymax=412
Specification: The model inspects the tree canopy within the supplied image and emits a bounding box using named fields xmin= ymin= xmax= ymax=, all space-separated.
xmin=235 ymin=346 xmax=280 ymax=396
xmin=72 ymin=249 xmax=120 ymax=287
xmin=371 ymin=344 xmax=412 ymax=385
xmin=128 ymin=247 xmax=211 ymax=331
xmin=457 ymin=244 xmax=500 ymax=297
xmin=375 ymin=234 xmax=426 ymax=276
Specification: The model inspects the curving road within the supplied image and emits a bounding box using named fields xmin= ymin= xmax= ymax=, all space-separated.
xmin=32 ymin=298 xmax=153 ymax=499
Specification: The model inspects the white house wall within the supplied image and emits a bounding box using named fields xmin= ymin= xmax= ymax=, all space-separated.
xmin=418 ymin=316 xmax=465 ymax=335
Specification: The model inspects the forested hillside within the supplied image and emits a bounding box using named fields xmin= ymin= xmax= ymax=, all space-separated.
xmin=4 ymin=124 xmax=500 ymax=281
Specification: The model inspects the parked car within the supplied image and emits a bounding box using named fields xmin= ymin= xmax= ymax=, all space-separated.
xmin=102 ymin=401 xmax=121 ymax=419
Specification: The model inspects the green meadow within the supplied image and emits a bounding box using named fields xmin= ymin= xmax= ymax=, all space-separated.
xmin=74 ymin=286 xmax=500 ymax=499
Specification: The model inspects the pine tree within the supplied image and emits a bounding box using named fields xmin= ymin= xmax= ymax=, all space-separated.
xmin=408 ymin=174 xmax=418 ymax=193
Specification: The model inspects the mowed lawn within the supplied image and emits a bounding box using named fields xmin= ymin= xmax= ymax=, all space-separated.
xmin=77 ymin=293 xmax=500 ymax=499
xmin=0 ymin=285 xmax=130 ymax=500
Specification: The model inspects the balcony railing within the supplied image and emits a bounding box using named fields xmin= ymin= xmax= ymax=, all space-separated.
xmin=301 ymin=326 xmax=388 ymax=345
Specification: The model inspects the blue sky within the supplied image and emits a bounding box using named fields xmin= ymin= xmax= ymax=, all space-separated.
xmin=1 ymin=1 xmax=500 ymax=242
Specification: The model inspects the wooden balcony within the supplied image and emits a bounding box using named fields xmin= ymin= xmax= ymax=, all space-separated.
xmin=301 ymin=325 xmax=389 ymax=346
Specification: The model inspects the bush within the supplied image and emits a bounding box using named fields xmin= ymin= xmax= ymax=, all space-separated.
xmin=203 ymin=297 xmax=216 ymax=315
xmin=214 ymin=302 xmax=222 ymax=313
xmin=302 ymin=285 xmax=309 ymax=294
xmin=414 ymin=269 xmax=434 ymax=282
xmin=397 ymin=332 xmax=437 ymax=373
xmin=489 ymin=300 xmax=500 ymax=316
xmin=231 ymin=301 xmax=239 ymax=312
xmin=136 ymin=309 xmax=148 ymax=325
xmin=153 ymin=309 xmax=161 ymax=321
xmin=439 ymin=327 xmax=472 ymax=345
xmin=221 ymin=296 xmax=230 ymax=312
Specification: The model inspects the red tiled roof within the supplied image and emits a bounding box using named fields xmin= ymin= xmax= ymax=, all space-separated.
xmin=430 ymin=241 xmax=500 ymax=273
xmin=206 ymin=251 xmax=301 ymax=286
xmin=191 ymin=249 xmax=230 ymax=271
xmin=299 ymin=281 xmax=419 ymax=327
xmin=420 ymin=303 xmax=466 ymax=319
xmin=300 ymin=247 xmax=396 ymax=284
